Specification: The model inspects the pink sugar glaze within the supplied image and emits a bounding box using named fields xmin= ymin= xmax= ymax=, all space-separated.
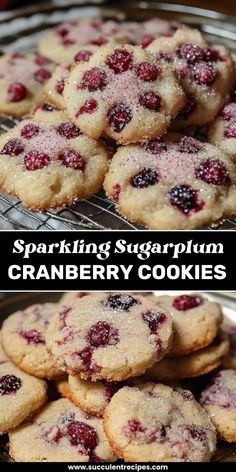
xmin=0 ymin=56 xmax=43 ymax=83
xmin=21 ymin=122 xmax=66 ymax=157
xmin=103 ymin=70 xmax=141 ymax=106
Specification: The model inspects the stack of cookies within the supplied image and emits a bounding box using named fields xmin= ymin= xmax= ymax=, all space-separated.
xmin=0 ymin=15 xmax=236 ymax=228
xmin=1 ymin=291 xmax=236 ymax=462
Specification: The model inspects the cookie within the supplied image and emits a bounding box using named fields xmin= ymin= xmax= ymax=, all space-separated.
xmin=0 ymin=119 xmax=109 ymax=210
xmin=104 ymin=133 xmax=236 ymax=229
xmin=222 ymin=323 xmax=236 ymax=369
xmin=104 ymin=382 xmax=216 ymax=461
xmin=0 ymin=345 xmax=47 ymax=435
xmin=63 ymin=44 xmax=185 ymax=143
xmin=209 ymin=100 xmax=236 ymax=160
xmin=147 ymin=27 xmax=235 ymax=127
xmin=156 ymin=293 xmax=223 ymax=356
xmin=9 ymin=398 xmax=116 ymax=462
xmin=1 ymin=303 xmax=63 ymax=379
xmin=0 ymin=52 xmax=55 ymax=116
xmin=145 ymin=334 xmax=229 ymax=381
xmin=46 ymin=293 xmax=173 ymax=381
xmin=39 ymin=17 xmax=129 ymax=64
xmin=33 ymin=103 xmax=67 ymax=122
xmin=200 ymin=370 xmax=236 ymax=442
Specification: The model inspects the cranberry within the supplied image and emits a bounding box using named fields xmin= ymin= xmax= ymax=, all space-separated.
xmin=57 ymin=122 xmax=80 ymax=139
xmin=77 ymin=98 xmax=98 ymax=116
xmin=65 ymin=421 xmax=98 ymax=451
xmin=177 ymin=65 xmax=189 ymax=79
xmin=135 ymin=62 xmax=160 ymax=81
xmin=169 ymin=184 xmax=202 ymax=215
xmin=74 ymin=50 xmax=93 ymax=63
xmin=173 ymin=295 xmax=202 ymax=311
xmin=21 ymin=123 xmax=40 ymax=140
xmin=193 ymin=63 xmax=217 ymax=86
xmin=178 ymin=136 xmax=202 ymax=153
xmin=57 ymin=26 xmax=69 ymax=37
xmin=112 ymin=183 xmax=121 ymax=203
xmin=124 ymin=419 xmax=146 ymax=438
xmin=139 ymin=91 xmax=161 ymax=111
xmin=87 ymin=321 xmax=119 ymax=348
xmin=11 ymin=52 xmax=24 ymax=60
xmin=144 ymin=138 xmax=167 ymax=154
xmin=107 ymin=49 xmax=133 ymax=74
xmin=142 ymin=311 xmax=167 ymax=334
xmin=7 ymin=82 xmax=27 ymax=102
xmin=24 ymin=150 xmax=51 ymax=171
xmin=0 ymin=375 xmax=22 ymax=395
xmin=91 ymin=37 xmax=108 ymax=47
xmin=105 ymin=294 xmax=138 ymax=311
xmin=141 ymin=35 xmax=155 ymax=48
xmin=104 ymin=382 xmax=121 ymax=402
xmin=108 ymin=103 xmax=132 ymax=132
xmin=34 ymin=68 xmax=52 ymax=83
xmin=1 ymin=138 xmax=24 ymax=156
xmin=159 ymin=52 xmax=172 ymax=62
xmin=196 ymin=158 xmax=229 ymax=185
xmin=55 ymin=78 xmax=65 ymax=94
xmin=225 ymin=122 xmax=236 ymax=138
xmin=35 ymin=55 xmax=50 ymax=66
xmin=221 ymin=103 xmax=236 ymax=121
xmin=178 ymin=97 xmax=196 ymax=118
xmin=62 ymin=38 xmax=76 ymax=46
xmin=131 ymin=168 xmax=159 ymax=188
xmin=79 ymin=347 xmax=93 ymax=369
xmin=20 ymin=329 xmax=45 ymax=344
xmin=185 ymin=426 xmax=206 ymax=442
xmin=82 ymin=67 xmax=107 ymax=91
xmin=203 ymin=48 xmax=221 ymax=62
xmin=59 ymin=149 xmax=85 ymax=171
xmin=177 ymin=43 xmax=203 ymax=63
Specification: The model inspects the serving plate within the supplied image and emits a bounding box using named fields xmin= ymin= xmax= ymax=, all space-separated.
xmin=0 ymin=0 xmax=236 ymax=230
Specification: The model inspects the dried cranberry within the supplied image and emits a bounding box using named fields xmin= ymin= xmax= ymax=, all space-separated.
xmin=105 ymin=294 xmax=138 ymax=311
xmin=57 ymin=122 xmax=80 ymax=139
xmin=112 ymin=183 xmax=121 ymax=203
xmin=131 ymin=168 xmax=159 ymax=188
xmin=107 ymin=49 xmax=133 ymax=74
xmin=34 ymin=68 xmax=52 ymax=83
xmin=24 ymin=150 xmax=51 ymax=171
xmin=59 ymin=149 xmax=85 ymax=171
xmin=1 ymin=138 xmax=24 ymax=156
xmin=77 ymin=98 xmax=98 ymax=116
xmin=139 ymin=91 xmax=161 ymax=111
xmin=144 ymin=138 xmax=167 ymax=154
xmin=0 ymin=375 xmax=22 ymax=395
xmin=203 ymin=48 xmax=221 ymax=62
xmin=79 ymin=347 xmax=93 ymax=369
xmin=141 ymin=35 xmax=155 ymax=48
xmin=142 ymin=311 xmax=166 ymax=334
xmin=108 ymin=103 xmax=132 ymax=132
xmin=91 ymin=37 xmax=108 ymax=47
xmin=20 ymin=329 xmax=45 ymax=344
xmin=21 ymin=123 xmax=40 ymax=140
xmin=35 ymin=55 xmax=50 ymax=66
xmin=7 ymin=82 xmax=27 ymax=102
xmin=178 ymin=97 xmax=196 ymax=119
xmin=193 ymin=63 xmax=217 ymax=86
xmin=82 ymin=67 xmax=107 ymax=91
xmin=87 ymin=321 xmax=119 ymax=347
xmin=196 ymin=158 xmax=229 ymax=185
xmin=169 ymin=184 xmax=202 ymax=214
xmin=178 ymin=136 xmax=202 ymax=153
xmin=57 ymin=26 xmax=69 ymax=37
xmin=135 ymin=62 xmax=160 ymax=81
xmin=221 ymin=103 xmax=236 ymax=121
xmin=177 ymin=43 xmax=203 ymax=63
xmin=185 ymin=426 xmax=206 ymax=442
xmin=173 ymin=295 xmax=202 ymax=311
xmin=55 ymin=78 xmax=65 ymax=94
xmin=124 ymin=419 xmax=146 ymax=438
xmin=62 ymin=38 xmax=76 ymax=46
xmin=225 ymin=122 xmax=236 ymax=138
xmin=65 ymin=421 xmax=98 ymax=451
xmin=74 ymin=50 xmax=93 ymax=63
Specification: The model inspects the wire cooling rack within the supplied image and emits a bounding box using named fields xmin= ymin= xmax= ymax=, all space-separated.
xmin=0 ymin=0 xmax=236 ymax=230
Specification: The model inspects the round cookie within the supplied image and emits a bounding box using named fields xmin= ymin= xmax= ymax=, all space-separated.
xmin=33 ymin=103 xmax=67 ymax=122
xmin=0 ymin=119 xmax=109 ymax=210
xmin=46 ymin=293 xmax=173 ymax=381
xmin=222 ymin=323 xmax=236 ymax=369
xmin=104 ymin=382 xmax=216 ymax=462
xmin=209 ymin=101 xmax=236 ymax=160
xmin=156 ymin=293 xmax=223 ymax=356
xmin=0 ymin=52 xmax=55 ymax=116
xmin=9 ymin=398 xmax=116 ymax=462
xmin=104 ymin=133 xmax=236 ymax=230
xmin=0 ymin=346 xmax=47 ymax=435
xmin=145 ymin=334 xmax=229 ymax=381
xmin=1 ymin=303 xmax=63 ymax=379
xmin=200 ymin=370 xmax=236 ymax=442
xmin=63 ymin=44 xmax=185 ymax=143
xmin=147 ymin=27 xmax=235 ymax=127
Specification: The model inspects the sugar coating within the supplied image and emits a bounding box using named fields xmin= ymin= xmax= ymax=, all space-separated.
xmin=0 ymin=119 xmax=109 ymax=210
xmin=200 ymin=370 xmax=236 ymax=442
xmin=104 ymin=383 xmax=216 ymax=461
xmin=9 ymin=398 xmax=116 ymax=462
xmin=46 ymin=293 xmax=173 ymax=381
xmin=104 ymin=132 xmax=236 ymax=229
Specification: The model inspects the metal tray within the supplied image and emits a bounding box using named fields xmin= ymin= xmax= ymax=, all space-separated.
xmin=0 ymin=0 xmax=236 ymax=230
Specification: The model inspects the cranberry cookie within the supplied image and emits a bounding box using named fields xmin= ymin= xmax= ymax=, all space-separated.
xmin=104 ymin=133 xmax=236 ymax=229
xmin=33 ymin=103 xmax=67 ymax=122
xmin=200 ymin=370 xmax=236 ymax=442
xmin=0 ymin=52 xmax=54 ymax=116
xmin=1 ymin=303 xmax=63 ymax=379
xmin=147 ymin=27 xmax=235 ymax=127
xmin=9 ymin=398 xmax=116 ymax=462
xmin=209 ymin=100 xmax=236 ymax=160
xmin=46 ymin=293 xmax=173 ymax=381
xmin=104 ymin=383 xmax=216 ymax=461
xmin=0 ymin=119 xmax=109 ymax=210
xmin=145 ymin=334 xmax=229 ymax=381
xmin=63 ymin=44 xmax=185 ymax=143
